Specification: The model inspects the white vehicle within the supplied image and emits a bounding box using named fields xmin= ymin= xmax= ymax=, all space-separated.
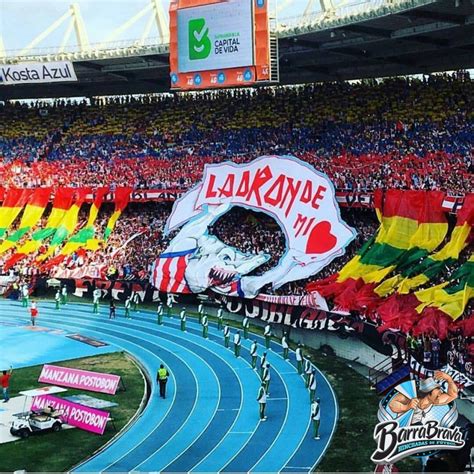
xmin=9 ymin=386 xmax=68 ymax=439
xmin=10 ymin=406 xmax=63 ymax=439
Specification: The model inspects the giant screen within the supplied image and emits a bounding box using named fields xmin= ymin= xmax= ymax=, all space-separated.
xmin=170 ymin=0 xmax=270 ymax=90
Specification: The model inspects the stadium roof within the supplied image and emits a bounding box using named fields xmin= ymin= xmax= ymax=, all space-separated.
xmin=0 ymin=0 xmax=473 ymax=100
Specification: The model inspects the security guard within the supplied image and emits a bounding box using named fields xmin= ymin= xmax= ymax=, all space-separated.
xmin=61 ymin=285 xmax=68 ymax=305
xmin=257 ymin=381 xmax=267 ymax=421
xmin=262 ymin=363 xmax=271 ymax=396
xmin=166 ymin=293 xmax=174 ymax=318
xmin=311 ymin=397 xmax=321 ymax=439
xmin=223 ymin=324 xmax=230 ymax=348
xmin=157 ymin=302 xmax=164 ymax=325
xmin=295 ymin=344 xmax=303 ymax=374
xmin=260 ymin=351 xmax=267 ymax=378
xmin=180 ymin=307 xmax=187 ymax=331
xmin=132 ymin=292 xmax=140 ymax=312
xmin=250 ymin=340 xmax=258 ymax=369
xmin=202 ymin=313 xmax=208 ymax=338
xmin=242 ymin=317 xmax=250 ymax=339
xmin=93 ymin=288 xmax=101 ymax=314
xmin=217 ymin=305 xmax=224 ymax=330
xmin=55 ymin=290 xmax=61 ymax=310
xmin=21 ymin=284 xmax=29 ymax=308
xmin=124 ymin=296 xmax=132 ymax=319
xmin=282 ymin=333 xmax=289 ymax=360
xmin=264 ymin=324 xmax=272 ymax=350
xmin=157 ymin=364 xmax=169 ymax=399
xmin=309 ymin=368 xmax=317 ymax=402
xmin=304 ymin=358 xmax=313 ymax=387
xmin=234 ymin=330 xmax=242 ymax=357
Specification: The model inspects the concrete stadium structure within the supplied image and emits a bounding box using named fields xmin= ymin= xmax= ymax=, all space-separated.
xmin=0 ymin=0 xmax=473 ymax=99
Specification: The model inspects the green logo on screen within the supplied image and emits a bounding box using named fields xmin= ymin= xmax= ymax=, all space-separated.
xmin=189 ymin=18 xmax=211 ymax=60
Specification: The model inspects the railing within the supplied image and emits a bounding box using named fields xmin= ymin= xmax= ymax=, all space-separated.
xmin=368 ymin=354 xmax=395 ymax=387
xmin=0 ymin=0 xmax=439 ymax=62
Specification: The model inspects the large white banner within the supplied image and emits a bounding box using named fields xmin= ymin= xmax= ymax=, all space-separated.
xmin=0 ymin=61 xmax=77 ymax=85
xmin=177 ymin=0 xmax=254 ymax=73
xmin=152 ymin=155 xmax=356 ymax=298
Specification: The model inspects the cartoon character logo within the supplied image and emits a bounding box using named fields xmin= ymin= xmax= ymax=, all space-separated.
xmin=372 ymin=372 xmax=464 ymax=464
xmin=151 ymin=156 xmax=356 ymax=298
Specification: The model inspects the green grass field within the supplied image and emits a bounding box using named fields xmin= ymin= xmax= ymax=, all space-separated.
xmin=0 ymin=352 xmax=145 ymax=472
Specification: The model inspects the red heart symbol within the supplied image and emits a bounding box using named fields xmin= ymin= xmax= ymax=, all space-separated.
xmin=305 ymin=221 xmax=337 ymax=254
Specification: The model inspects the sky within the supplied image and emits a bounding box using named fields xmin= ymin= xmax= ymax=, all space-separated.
xmin=0 ymin=0 xmax=344 ymax=54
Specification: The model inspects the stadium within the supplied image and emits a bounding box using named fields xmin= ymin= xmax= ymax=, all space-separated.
xmin=0 ymin=0 xmax=472 ymax=472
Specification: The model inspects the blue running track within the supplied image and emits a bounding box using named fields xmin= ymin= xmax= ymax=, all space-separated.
xmin=0 ymin=300 xmax=338 ymax=472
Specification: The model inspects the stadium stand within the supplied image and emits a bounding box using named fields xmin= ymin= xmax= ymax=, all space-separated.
xmin=1 ymin=74 xmax=472 ymax=193
xmin=0 ymin=74 xmax=472 ymax=373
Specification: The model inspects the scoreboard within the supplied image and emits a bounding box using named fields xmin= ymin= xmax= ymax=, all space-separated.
xmin=169 ymin=0 xmax=274 ymax=90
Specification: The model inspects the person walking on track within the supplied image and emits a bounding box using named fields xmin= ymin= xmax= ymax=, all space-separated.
xmin=309 ymin=368 xmax=317 ymax=402
xmin=157 ymin=302 xmax=164 ymax=325
xmin=234 ymin=330 xmax=242 ymax=357
xmin=180 ymin=307 xmax=187 ymax=331
xmin=250 ymin=340 xmax=258 ymax=369
xmin=55 ymin=290 xmax=61 ymax=310
xmin=296 ymin=344 xmax=303 ymax=374
xmin=304 ymin=357 xmax=313 ymax=387
xmin=30 ymin=301 xmax=38 ymax=326
xmin=262 ymin=363 xmax=271 ymax=396
xmin=264 ymin=323 xmax=272 ymax=350
xmin=202 ymin=313 xmax=208 ymax=338
xmin=282 ymin=332 xmax=289 ymax=359
xmin=311 ymin=397 xmax=321 ymax=439
xmin=157 ymin=364 xmax=169 ymax=399
xmin=223 ymin=324 xmax=230 ymax=348
xmin=217 ymin=305 xmax=224 ymax=330
xmin=109 ymin=300 xmax=116 ymax=319
xmin=124 ymin=296 xmax=132 ymax=319
xmin=257 ymin=381 xmax=267 ymax=421
xmin=242 ymin=316 xmax=250 ymax=339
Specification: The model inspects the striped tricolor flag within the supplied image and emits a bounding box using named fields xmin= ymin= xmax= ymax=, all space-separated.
xmin=151 ymin=247 xmax=243 ymax=296
xmin=151 ymin=249 xmax=194 ymax=294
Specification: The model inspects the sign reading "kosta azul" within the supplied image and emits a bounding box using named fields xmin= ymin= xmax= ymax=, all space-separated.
xmin=38 ymin=364 xmax=121 ymax=395
xmin=0 ymin=61 xmax=77 ymax=85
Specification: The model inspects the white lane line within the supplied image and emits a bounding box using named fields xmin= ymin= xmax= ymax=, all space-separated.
xmin=128 ymin=317 xmax=251 ymax=474
xmin=247 ymin=352 xmax=291 ymax=473
xmin=33 ymin=308 xmax=206 ymax=474
xmin=161 ymin=319 xmax=259 ymax=473
xmin=131 ymin=334 xmax=221 ymax=471
xmin=1 ymin=308 xmax=178 ymax=474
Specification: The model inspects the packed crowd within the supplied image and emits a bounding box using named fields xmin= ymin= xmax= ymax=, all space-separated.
xmin=407 ymin=332 xmax=473 ymax=380
xmin=0 ymin=201 xmax=378 ymax=296
xmin=0 ymin=74 xmax=472 ymax=193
